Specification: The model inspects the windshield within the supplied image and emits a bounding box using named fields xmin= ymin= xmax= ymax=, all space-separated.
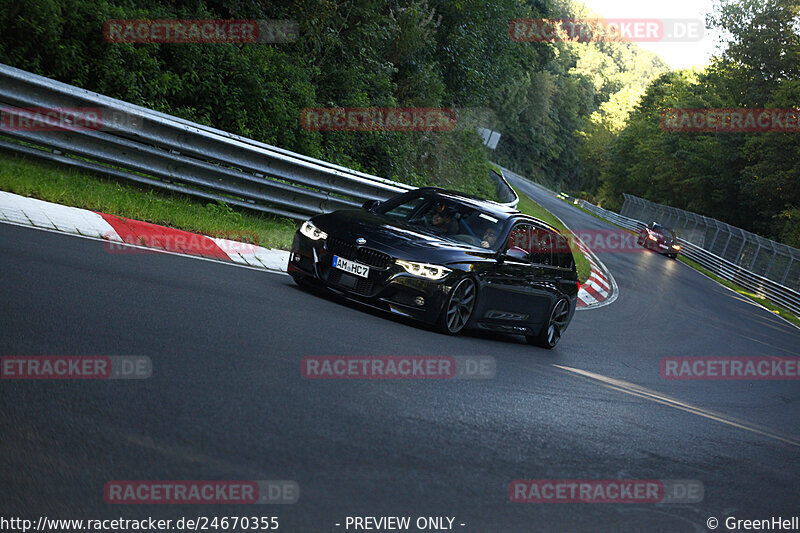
xmin=377 ymin=194 xmax=506 ymax=248
xmin=653 ymin=225 xmax=676 ymax=239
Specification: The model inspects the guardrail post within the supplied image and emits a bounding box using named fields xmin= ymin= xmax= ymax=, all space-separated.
xmin=765 ymin=241 xmax=779 ymax=279
xmin=782 ymin=257 xmax=794 ymax=285
xmin=621 ymin=195 xmax=632 ymax=218
xmin=734 ymin=231 xmax=747 ymax=265
xmin=691 ymin=214 xmax=701 ymax=244
xmin=749 ymin=237 xmax=762 ymax=271
xmin=719 ymin=229 xmax=733 ymax=259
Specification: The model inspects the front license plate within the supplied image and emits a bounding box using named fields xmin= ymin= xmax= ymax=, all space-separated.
xmin=333 ymin=256 xmax=370 ymax=278
xmin=658 ymin=244 xmax=668 ymax=249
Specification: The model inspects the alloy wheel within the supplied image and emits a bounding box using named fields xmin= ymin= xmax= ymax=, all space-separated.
xmin=443 ymin=277 xmax=476 ymax=334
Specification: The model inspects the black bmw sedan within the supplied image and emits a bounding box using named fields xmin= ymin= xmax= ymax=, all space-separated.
xmin=288 ymin=188 xmax=579 ymax=348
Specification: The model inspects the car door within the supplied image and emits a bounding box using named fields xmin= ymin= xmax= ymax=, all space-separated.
xmin=526 ymin=227 xmax=568 ymax=325
xmin=532 ymin=229 xmax=577 ymax=311
xmin=477 ymin=223 xmax=552 ymax=328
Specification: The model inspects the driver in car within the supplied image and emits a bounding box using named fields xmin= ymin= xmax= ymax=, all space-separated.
xmin=481 ymin=227 xmax=499 ymax=249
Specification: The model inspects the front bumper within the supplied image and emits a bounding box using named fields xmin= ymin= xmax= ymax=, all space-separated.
xmin=287 ymin=232 xmax=459 ymax=324
xmin=641 ymin=236 xmax=679 ymax=255
xmin=656 ymin=243 xmax=680 ymax=256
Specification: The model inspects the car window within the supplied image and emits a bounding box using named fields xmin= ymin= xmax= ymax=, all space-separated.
xmin=506 ymin=224 xmax=532 ymax=261
xmin=379 ymin=195 xmax=429 ymax=222
xmin=530 ymin=228 xmax=554 ymax=265
xmin=652 ymin=225 xmax=676 ymax=240
xmin=553 ymin=234 xmax=575 ymax=270
xmin=380 ymin=194 xmax=506 ymax=247
xmin=460 ymin=211 xmax=504 ymax=249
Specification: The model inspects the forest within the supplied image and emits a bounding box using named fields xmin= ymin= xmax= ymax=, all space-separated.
xmin=0 ymin=0 xmax=797 ymax=245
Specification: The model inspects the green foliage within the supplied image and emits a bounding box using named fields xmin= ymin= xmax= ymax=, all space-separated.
xmin=204 ymin=200 xmax=244 ymax=224
xmin=1 ymin=0 xmax=794 ymax=249
xmin=0 ymin=0 xmax=506 ymax=197
xmin=595 ymin=0 xmax=800 ymax=245
xmin=494 ymin=0 xmax=668 ymax=192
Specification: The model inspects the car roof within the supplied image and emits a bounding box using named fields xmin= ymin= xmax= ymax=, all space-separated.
xmin=415 ymin=187 xmax=517 ymax=215
xmin=413 ymin=187 xmax=563 ymax=236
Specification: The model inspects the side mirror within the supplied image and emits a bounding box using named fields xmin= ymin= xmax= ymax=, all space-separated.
xmin=498 ymin=247 xmax=528 ymax=262
xmin=362 ymin=199 xmax=381 ymax=212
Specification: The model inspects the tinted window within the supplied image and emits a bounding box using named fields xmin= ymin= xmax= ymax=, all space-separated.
xmin=653 ymin=224 xmax=676 ymax=240
xmin=506 ymin=224 xmax=533 ymax=261
xmin=553 ymin=234 xmax=575 ymax=269
xmin=378 ymin=194 xmax=506 ymax=247
xmin=506 ymin=226 xmax=570 ymax=266
xmin=530 ymin=228 xmax=554 ymax=265
xmin=379 ymin=195 xmax=428 ymax=221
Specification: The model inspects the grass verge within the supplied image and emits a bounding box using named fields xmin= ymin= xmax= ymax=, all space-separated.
xmin=0 ymin=151 xmax=299 ymax=249
xmin=512 ymin=185 xmax=591 ymax=283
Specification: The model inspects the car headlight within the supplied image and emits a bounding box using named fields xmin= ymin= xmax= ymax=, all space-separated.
xmin=672 ymin=244 xmax=681 ymax=250
xmin=647 ymin=233 xmax=657 ymax=240
xmin=396 ymin=259 xmax=451 ymax=280
xmin=300 ymin=221 xmax=327 ymax=241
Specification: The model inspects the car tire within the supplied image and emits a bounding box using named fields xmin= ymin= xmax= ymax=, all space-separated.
xmin=437 ymin=276 xmax=477 ymax=335
xmin=527 ymin=297 xmax=570 ymax=349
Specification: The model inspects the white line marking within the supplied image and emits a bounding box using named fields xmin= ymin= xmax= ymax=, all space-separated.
xmin=553 ymin=364 xmax=800 ymax=447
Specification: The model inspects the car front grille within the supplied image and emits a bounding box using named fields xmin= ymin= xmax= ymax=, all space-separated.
xmin=326 ymin=237 xmax=393 ymax=269
xmin=356 ymin=247 xmax=393 ymax=269
xmin=327 ymin=237 xmax=356 ymax=261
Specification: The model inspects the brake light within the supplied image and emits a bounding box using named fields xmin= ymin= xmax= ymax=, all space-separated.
xmin=577 ymin=281 xmax=581 ymax=291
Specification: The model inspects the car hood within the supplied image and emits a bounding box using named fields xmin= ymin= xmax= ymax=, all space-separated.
xmin=654 ymin=232 xmax=676 ymax=245
xmin=312 ymin=209 xmax=495 ymax=264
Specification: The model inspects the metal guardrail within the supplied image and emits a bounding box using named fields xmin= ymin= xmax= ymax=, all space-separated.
xmin=0 ymin=63 xmax=516 ymax=222
xmin=0 ymin=63 xmax=518 ymax=218
xmin=621 ymin=194 xmax=800 ymax=292
xmin=577 ymin=199 xmax=800 ymax=317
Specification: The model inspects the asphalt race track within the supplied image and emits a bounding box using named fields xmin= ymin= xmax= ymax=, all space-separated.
xmin=1 ymin=181 xmax=799 ymax=532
